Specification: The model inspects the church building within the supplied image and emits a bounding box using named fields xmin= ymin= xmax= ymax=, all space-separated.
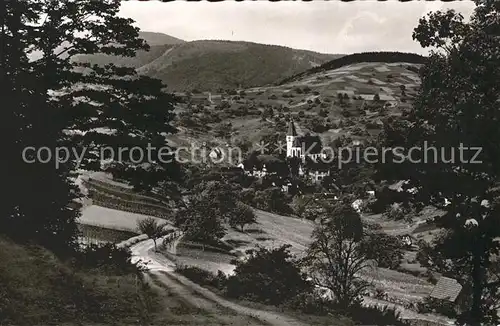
xmin=286 ymin=119 xmax=327 ymax=162
xmin=285 ymin=119 xmax=330 ymax=182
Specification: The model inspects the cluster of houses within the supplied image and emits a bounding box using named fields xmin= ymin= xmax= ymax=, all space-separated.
xmin=240 ymin=119 xmax=331 ymax=189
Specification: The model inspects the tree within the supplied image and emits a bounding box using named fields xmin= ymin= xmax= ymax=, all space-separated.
xmin=337 ymin=92 xmax=344 ymax=104
xmin=360 ymin=232 xmax=404 ymax=269
xmin=226 ymin=245 xmax=311 ymax=305
xmin=373 ymin=93 xmax=380 ymax=102
xmin=229 ymin=202 xmax=257 ymax=232
xmin=192 ymin=180 xmax=241 ymax=221
xmin=175 ymin=195 xmax=226 ymax=246
xmin=0 ymin=0 xmax=179 ymax=254
xmin=137 ymin=217 xmax=167 ymax=252
xmin=305 ymin=197 xmax=369 ymax=309
xmin=378 ymin=2 xmax=500 ymax=324
xmin=253 ymin=187 xmax=291 ymax=214
xmin=291 ymin=195 xmax=315 ymax=219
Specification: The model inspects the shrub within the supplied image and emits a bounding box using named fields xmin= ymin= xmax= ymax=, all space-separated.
xmin=361 ymin=232 xmax=404 ymax=269
xmin=74 ymin=243 xmax=139 ymax=275
xmin=385 ymin=203 xmax=405 ymax=220
xmin=175 ymin=265 xmax=227 ymax=289
xmin=342 ymin=305 xmax=405 ymax=326
xmin=226 ymin=245 xmax=311 ymax=305
xmin=416 ymin=296 xmax=457 ymax=318
xmin=341 ymin=109 xmax=351 ymax=117
xmin=284 ymin=291 xmax=330 ymax=315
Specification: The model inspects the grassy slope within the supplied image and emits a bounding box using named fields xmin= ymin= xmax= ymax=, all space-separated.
xmin=0 ymin=236 xmax=157 ymax=325
xmin=174 ymin=60 xmax=421 ymax=152
xmin=0 ymin=236 xmax=264 ymax=325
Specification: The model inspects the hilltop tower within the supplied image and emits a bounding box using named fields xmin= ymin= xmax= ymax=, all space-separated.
xmin=286 ymin=118 xmax=300 ymax=158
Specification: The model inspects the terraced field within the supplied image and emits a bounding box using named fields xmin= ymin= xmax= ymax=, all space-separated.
xmin=170 ymin=61 xmax=421 ymax=154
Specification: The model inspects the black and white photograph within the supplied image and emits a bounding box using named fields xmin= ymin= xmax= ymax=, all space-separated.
xmin=1 ymin=0 xmax=499 ymax=325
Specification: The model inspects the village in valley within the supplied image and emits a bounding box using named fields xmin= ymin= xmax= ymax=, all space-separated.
xmin=2 ymin=1 xmax=498 ymax=326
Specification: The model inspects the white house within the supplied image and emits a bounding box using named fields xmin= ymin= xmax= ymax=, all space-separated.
xmin=286 ymin=119 xmax=330 ymax=182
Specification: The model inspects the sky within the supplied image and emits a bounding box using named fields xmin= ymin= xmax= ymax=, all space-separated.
xmin=118 ymin=1 xmax=476 ymax=55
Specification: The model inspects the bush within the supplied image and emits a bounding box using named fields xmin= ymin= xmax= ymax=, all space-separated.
xmin=342 ymin=305 xmax=405 ymax=326
xmin=416 ymin=296 xmax=457 ymax=318
xmin=385 ymin=203 xmax=405 ymax=220
xmin=361 ymin=232 xmax=404 ymax=269
xmin=284 ymin=291 xmax=331 ymax=315
xmin=226 ymin=245 xmax=311 ymax=305
xmin=341 ymin=109 xmax=351 ymax=117
xmin=175 ymin=265 xmax=227 ymax=289
xmin=74 ymin=243 xmax=139 ymax=275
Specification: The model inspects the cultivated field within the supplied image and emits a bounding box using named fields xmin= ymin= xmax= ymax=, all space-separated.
xmin=78 ymin=205 xmax=172 ymax=232
xmin=170 ymin=61 xmax=421 ymax=158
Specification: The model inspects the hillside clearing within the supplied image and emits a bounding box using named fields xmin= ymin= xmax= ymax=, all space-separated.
xmin=78 ymin=205 xmax=171 ymax=232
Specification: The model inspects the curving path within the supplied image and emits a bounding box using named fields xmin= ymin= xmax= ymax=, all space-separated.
xmin=129 ymin=233 xmax=306 ymax=326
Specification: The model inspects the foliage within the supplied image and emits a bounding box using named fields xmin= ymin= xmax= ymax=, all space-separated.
xmin=73 ymin=243 xmax=140 ymax=275
xmin=192 ymin=180 xmax=242 ymax=220
xmin=377 ymin=2 xmax=500 ymax=324
xmin=416 ymin=296 xmax=457 ymax=318
xmin=137 ymin=217 xmax=168 ymax=251
xmin=226 ymin=245 xmax=312 ymax=305
xmin=228 ymin=202 xmax=257 ymax=232
xmin=0 ymin=0 xmax=178 ymax=254
xmin=385 ymin=202 xmax=406 ymax=220
xmin=305 ymin=197 xmax=369 ymax=309
xmin=341 ymin=305 xmax=405 ymax=326
xmin=174 ymin=195 xmax=227 ymax=244
xmin=360 ymin=232 xmax=404 ymax=269
xmin=253 ymin=187 xmax=292 ymax=214
xmin=175 ymin=265 xmax=227 ymax=289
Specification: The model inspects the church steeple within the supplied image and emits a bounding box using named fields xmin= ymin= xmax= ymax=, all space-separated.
xmin=286 ymin=117 xmax=299 ymax=158
xmin=287 ymin=118 xmax=298 ymax=136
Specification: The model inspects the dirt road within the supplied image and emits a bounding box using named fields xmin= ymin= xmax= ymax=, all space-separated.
xmin=130 ymin=235 xmax=307 ymax=326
